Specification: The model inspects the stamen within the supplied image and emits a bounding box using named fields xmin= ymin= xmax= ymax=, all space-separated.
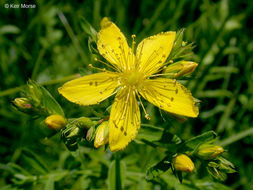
xmin=88 ymin=64 xmax=107 ymax=72
xmin=131 ymin=34 xmax=136 ymax=52
xmin=94 ymin=57 xmax=120 ymax=72
xmin=135 ymin=90 xmax=150 ymax=120
xmin=150 ymin=72 xmax=175 ymax=78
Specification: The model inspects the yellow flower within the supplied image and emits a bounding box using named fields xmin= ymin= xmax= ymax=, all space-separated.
xmin=58 ymin=18 xmax=199 ymax=151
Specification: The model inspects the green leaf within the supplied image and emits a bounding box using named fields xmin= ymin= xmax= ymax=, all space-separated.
xmin=180 ymin=131 xmax=217 ymax=152
xmin=156 ymin=130 xmax=182 ymax=145
xmin=40 ymin=85 xmax=64 ymax=116
xmin=0 ymin=25 xmax=20 ymax=34
xmin=21 ymin=148 xmax=49 ymax=174
xmin=0 ymin=163 xmax=30 ymax=176
xmin=80 ymin=17 xmax=97 ymax=42
xmin=44 ymin=176 xmax=55 ymax=190
xmin=108 ymin=156 xmax=126 ymax=190
xmin=207 ymin=166 xmax=227 ymax=181
xmin=136 ymin=124 xmax=164 ymax=142
xmin=146 ymin=156 xmax=172 ymax=181
xmin=25 ymin=80 xmax=64 ymax=116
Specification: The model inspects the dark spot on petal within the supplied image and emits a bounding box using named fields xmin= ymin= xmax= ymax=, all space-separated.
xmin=175 ymin=89 xmax=178 ymax=94
xmin=124 ymin=132 xmax=127 ymax=136
xmin=120 ymin=127 xmax=124 ymax=131
xmin=89 ymin=82 xmax=93 ymax=86
xmin=171 ymin=97 xmax=174 ymax=101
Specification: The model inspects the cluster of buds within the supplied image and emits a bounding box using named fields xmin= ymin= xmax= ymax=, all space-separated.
xmin=172 ymin=145 xmax=226 ymax=177
xmin=61 ymin=117 xmax=97 ymax=151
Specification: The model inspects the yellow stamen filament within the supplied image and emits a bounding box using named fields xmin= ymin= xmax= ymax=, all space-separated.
xmin=89 ymin=64 xmax=108 ymax=72
xmin=135 ymin=90 xmax=150 ymax=120
xmin=94 ymin=57 xmax=120 ymax=72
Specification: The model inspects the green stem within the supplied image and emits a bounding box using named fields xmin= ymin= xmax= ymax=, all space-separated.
xmin=115 ymin=153 xmax=122 ymax=190
xmin=57 ymin=11 xmax=88 ymax=64
xmin=0 ymin=74 xmax=79 ymax=97
xmin=218 ymin=127 xmax=253 ymax=146
xmin=31 ymin=48 xmax=46 ymax=80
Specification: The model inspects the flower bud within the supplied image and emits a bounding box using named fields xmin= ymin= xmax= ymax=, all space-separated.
xmin=72 ymin=117 xmax=96 ymax=129
xmin=86 ymin=126 xmax=95 ymax=142
xmin=45 ymin=115 xmax=66 ymax=130
xmin=197 ymin=145 xmax=224 ymax=160
xmin=13 ymin=98 xmax=32 ymax=109
xmin=173 ymin=154 xmax=194 ymax=173
xmin=94 ymin=121 xmax=109 ymax=148
xmin=165 ymin=61 xmax=198 ymax=78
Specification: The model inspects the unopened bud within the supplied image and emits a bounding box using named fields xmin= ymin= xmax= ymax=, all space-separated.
xmin=72 ymin=117 xmax=96 ymax=129
xmin=45 ymin=115 xmax=66 ymax=130
xmin=197 ymin=145 xmax=224 ymax=160
xmin=86 ymin=126 xmax=95 ymax=141
xmin=13 ymin=98 xmax=32 ymax=109
xmin=173 ymin=154 xmax=194 ymax=173
xmin=94 ymin=121 xmax=109 ymax=148
xmin=165 ymin=61 xmax=198 ymax=78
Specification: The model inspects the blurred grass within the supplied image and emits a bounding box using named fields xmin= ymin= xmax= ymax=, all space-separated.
xmin=0 ymin=0 xmax=253 ymax=189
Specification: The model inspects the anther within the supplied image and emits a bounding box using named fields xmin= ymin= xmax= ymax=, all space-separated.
xmin=131 ymin=34 xmax=136 ymax=53
xmin=145 ymin=114 xmax=151 ymax=120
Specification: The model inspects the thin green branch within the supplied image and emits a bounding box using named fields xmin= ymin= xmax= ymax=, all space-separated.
xmin=0 ymin=74 xmax=79 ymax=97
xmin=218 ymin=127 xmax=253 ymax=146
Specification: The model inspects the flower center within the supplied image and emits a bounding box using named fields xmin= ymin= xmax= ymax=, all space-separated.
xmin=122 ymin=71 xmax=144 ymax=88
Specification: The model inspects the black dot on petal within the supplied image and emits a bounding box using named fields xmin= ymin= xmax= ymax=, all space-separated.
xmin=124 ymin=132 xmax=127 ymax=136
xmin=175 ymin=89 xmax=178 ymax=94
xmin=120 ymin=127 xmax=124 ymax=131
xmin=171 ymin=97 xmax=174 ymax=101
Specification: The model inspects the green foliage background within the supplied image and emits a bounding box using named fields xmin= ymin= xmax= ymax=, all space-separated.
xmin=0 ymin=0 xmax=252 ymax=189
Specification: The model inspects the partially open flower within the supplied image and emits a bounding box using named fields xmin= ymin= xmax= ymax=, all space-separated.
xmin=165 ymin=61 xmax=198 ymax=78
xmin=94 ymin=121 xmax=109 ymax=148
xmin=173 ymin=154 xmax=195 ymax=173
xmin=45 ymin=115 xmax=66 ymax=130
xmin=13 ymin=98 xmax=32 ymax=109
xmin=197 ymin=145 xmax=224 ymax=160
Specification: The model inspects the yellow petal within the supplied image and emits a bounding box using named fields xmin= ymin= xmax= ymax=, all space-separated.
xmin=139 ymin=78 xmax=199 ymax=117
xmin=136 ymin=31 xmax=176 ymax=76
xmin=97 ymin=18 xmax=132 ymax=71
xmin=109 ymin=87 xmax=140 ymax=151
xmin=58 ymin=72 xmax=119 ymax=106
